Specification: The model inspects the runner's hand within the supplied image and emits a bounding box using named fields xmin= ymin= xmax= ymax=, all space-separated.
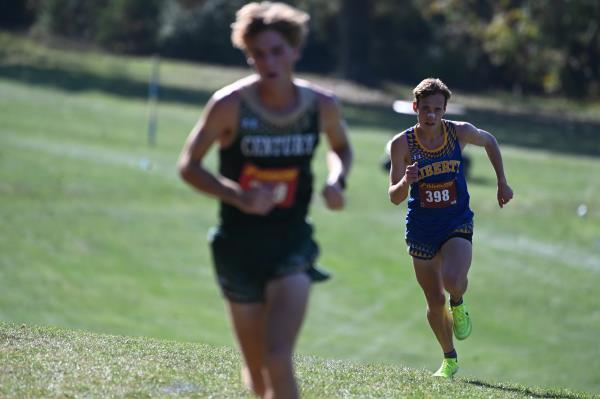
xmin=239 ymin=185 xmax=276 ymax=215
xmin=404 ymin=162 xmax=419 ymax=185
xmin=322 ymin=181 xmax=345 ymax=210
xmin=497 ymin=181 xmax=513 ymax=208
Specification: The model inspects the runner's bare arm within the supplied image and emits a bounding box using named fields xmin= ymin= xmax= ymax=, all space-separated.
xmin=178 ymin=92 xmax=275 ymax=214
xmin=319 ymin=93 xmax=353 ymax=210
xmin=388 ymin=133 xmax=418 ymax=205
xmin=456 ymin=122 xmax=514 ymax=207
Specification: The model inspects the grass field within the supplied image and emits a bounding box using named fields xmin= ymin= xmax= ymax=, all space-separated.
xmin=2 ymin=323 xmax=593 ymax=398
xmin=1 ymin=32 xmax=600 ymax=396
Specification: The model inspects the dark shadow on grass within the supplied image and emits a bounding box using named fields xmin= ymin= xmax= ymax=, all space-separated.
xmin=0 ymin=64 xmax=212 ymax=106
xmin=464 ymin=379 xmax=588 ymax=399
xmin=2 ymin=63 xmax=599 ymax=157
xmin=467 ymin=109 xmax=600 ymax=158
xmin=343 ymin=103 xmax=600 ymax=158
xmin=343 ymin=102 xmax=407 ymax=134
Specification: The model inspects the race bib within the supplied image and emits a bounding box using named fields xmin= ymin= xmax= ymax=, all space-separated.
xmin=239 ymin=163 xmax=299 ymax=208
xmin=418 ymin=180 xmax=457 ymax=208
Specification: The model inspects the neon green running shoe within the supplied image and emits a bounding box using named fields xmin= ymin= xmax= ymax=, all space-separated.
xmin=451 ymin=303 xmax=472 ymax=340
xmin=433 ymin=357 xmax=459 ymax=378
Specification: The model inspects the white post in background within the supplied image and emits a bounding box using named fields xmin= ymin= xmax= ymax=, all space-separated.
xmin=147 ymin=55 xmax=160 ymax=146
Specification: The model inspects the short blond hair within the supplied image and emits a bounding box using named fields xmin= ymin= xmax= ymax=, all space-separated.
xmin=231 ymin=2 xmax=310 ymax=51
xmin=413 ymin=78 xmax=452 ymax=106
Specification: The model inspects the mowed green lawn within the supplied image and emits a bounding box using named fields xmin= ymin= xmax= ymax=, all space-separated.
xmin=1 ymin=34 xmax=599 ymax=394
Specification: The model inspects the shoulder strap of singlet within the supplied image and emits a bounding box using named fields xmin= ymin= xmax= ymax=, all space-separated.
xmin=405 ymin=126 xmax=418 ymax=162
xmin=239 ymin=83 xmax=316 ymax=127
xmin=444 ymin=120 xmax=457 ymax=142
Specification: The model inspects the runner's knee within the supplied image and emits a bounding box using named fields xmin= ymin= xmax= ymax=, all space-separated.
xmin=443 ymin=273 xmax=467 ymax=296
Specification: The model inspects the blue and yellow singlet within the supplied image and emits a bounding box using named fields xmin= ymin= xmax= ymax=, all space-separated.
xmin=405 ymin=120 xmax=473 ymax=259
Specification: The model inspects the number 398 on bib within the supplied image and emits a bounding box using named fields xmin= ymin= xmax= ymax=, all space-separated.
xmin=418 ymin=180 xmax=457 ymax=208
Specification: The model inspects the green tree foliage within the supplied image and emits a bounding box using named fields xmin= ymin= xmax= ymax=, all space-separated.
xmin=483 ymin=8 xmax=545 ymax=89
xmin=533 ymin=0 xmax=600 ymax=97
xmin=35 ymin=0 xmax=161 ymax=53
xmin=18 ymin=0 xmax=600 ymax=97
xmin=416 ymin=0 xmax=598 ymax=96
xmin=158 ymin=0 xmax=246 ymax=64
xmin=370 ymin=2 xmax=435 ymax=84
xmin=36 ymin=0 xmax=109 ymax=40
xmin=96 ymin=0 xmax=162 ymax=53
xmin=159 ymin=0 xmax=339 ymax=72
xmin=294 ymin=0 xmax=339 ymax=73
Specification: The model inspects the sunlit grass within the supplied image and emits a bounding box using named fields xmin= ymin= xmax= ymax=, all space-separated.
xmin=1 ymin=31 xmax=599 ymax=395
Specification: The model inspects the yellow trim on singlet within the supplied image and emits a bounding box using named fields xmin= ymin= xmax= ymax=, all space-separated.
xmin=414 ymin=122 xmax=448 ymax=153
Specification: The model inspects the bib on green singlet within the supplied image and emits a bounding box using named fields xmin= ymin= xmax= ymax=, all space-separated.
xmin=239 ymin=162 xmax=299 ymax=208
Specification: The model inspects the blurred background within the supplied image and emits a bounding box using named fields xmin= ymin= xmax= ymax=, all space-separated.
xmin=1 ymin=0 xmax=599 ymax=395
xmin=2 ymin=0 xmax=599 ymax=97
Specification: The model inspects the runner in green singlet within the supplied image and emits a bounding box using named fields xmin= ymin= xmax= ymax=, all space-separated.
xmin=178 ymin=3 xmax=352 ymax=398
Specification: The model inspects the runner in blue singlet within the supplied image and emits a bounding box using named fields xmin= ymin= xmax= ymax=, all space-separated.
xmin=388 ymin=78 xmax=513 ymax=378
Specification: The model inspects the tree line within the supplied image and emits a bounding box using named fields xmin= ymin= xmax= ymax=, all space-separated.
xmin=1 ymin=0 xmax=598 ymax=98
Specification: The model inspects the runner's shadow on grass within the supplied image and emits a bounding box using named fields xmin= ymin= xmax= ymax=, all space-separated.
xmin=464 ymin=379 xmax=585 ymax=399
xmin=0 ymin=64 xmax=212 ymax=106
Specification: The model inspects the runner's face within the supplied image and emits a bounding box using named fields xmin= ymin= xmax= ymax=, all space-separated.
xmin=413 ymin=94 xmax=446 ymax=129
xmin=245 ymin=30 xmax=300 ymax=85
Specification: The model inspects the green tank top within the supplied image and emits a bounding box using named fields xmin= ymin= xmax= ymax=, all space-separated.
xmin=219 ymin=80 xmax=320 ymax=228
